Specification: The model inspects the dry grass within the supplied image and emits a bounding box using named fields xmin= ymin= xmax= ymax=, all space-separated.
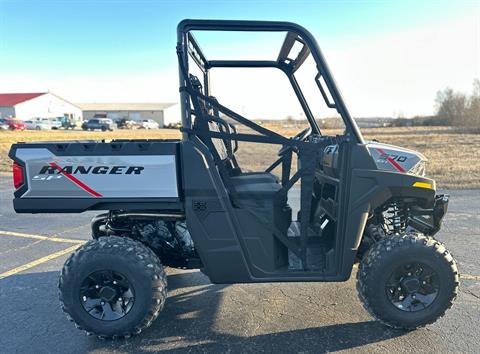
xmin=1 ymin=126 xmax=478 ymax=189
xmin=0 ymin=129 xmax=180 ymax=172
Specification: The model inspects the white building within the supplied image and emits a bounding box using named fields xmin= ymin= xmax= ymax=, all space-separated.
xmin=0 ymin=92 xmax=82 ymax=122
xmin=78 ymin=103 xmax=179 ymax=127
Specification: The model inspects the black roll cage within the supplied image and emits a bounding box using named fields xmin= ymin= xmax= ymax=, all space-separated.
xmin=176 ymin=19 xmax=363 ymax=270
xmin=177 ymin=19 xmax=364 ymax=145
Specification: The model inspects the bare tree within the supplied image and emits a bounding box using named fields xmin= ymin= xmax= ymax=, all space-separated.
xmin=465 ymin=79 xmax=480 ymax=128
xmin=435 ymin=88 xmax=467 ymax=125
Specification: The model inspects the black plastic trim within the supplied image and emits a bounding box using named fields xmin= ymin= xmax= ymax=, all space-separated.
xmin=9 ymin=140 xmax=180 ymax=157
xmin=13 ymin=197 xmax=183 ymax=213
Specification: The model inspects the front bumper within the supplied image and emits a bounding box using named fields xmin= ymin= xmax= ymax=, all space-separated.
xmin=408 ymin=194 xmax=449 ymax=236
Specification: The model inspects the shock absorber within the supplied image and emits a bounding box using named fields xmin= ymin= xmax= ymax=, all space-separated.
xmin=384 ymin=201 xmax=408 ymax=234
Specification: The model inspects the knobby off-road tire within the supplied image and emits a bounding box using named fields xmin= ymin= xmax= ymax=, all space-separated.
xmin=59 ymin=236 xmax=167 ymax=339
xmin=357 ymin=233 xmax=459 ymax=330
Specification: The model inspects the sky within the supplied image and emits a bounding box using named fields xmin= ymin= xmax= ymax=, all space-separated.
xmin=0 ymin=0 xmax=479 ymax=119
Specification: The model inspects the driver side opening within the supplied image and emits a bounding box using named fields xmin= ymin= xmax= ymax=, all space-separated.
xmin=179 ymin=26 xmax=349 ymax=277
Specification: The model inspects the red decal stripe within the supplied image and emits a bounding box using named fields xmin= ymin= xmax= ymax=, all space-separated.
xmin=376 ymin=148 xmax=406 ymax=173
xmin=49 ymin=162 xmax=103 ymax=197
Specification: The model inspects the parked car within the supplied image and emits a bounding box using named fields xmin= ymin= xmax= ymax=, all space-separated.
xmin=81 ymin=118 xmax=115 ymax=131
xmin=140 ymin=119 xmax=160 ymax=129
xmin=24 ymin=119 xmax=52 ymax=130
xmin=0 ymin=118 xmax=26 ymax=131
xmin=50 ymin=118 xmax=62 ymax=130
xmin=0 ymin=119 xmax=9 ymax=130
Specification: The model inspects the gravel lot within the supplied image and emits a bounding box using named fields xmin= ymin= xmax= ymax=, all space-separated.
xmin=0 ymin=175 xmax=479 ymax=353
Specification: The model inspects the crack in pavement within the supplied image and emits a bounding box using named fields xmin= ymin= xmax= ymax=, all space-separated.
xmin=461 ymin=289 xmax=480 ymax=302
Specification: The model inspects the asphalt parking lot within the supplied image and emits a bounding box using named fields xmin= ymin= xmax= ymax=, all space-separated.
xmin=0 ymin=174 xmax=479 ymax=353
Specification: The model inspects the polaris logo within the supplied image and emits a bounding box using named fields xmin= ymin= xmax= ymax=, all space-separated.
xmin=39 ymin=165 xmax=144 ymax=175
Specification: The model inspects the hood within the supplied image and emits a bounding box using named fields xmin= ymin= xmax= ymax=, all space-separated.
xmin=366 ymin=142 xmax=427 ymax=176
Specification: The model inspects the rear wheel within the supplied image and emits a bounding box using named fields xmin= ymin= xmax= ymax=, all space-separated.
xmin=357 ymin=233 xmax=459 ymax=329
xmin=59 ymin=236 xmax=167 ymax=338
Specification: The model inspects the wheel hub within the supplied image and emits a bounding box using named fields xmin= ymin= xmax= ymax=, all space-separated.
xmin=80 ymin=270 xmax=135 ymax=321
xmin=385 ymin=262 xmax=440 ymax=312
xmin=99 ymin=286 xmax=117 ymax=302
xmin=402 ymin=277 xmax=420 ymax=293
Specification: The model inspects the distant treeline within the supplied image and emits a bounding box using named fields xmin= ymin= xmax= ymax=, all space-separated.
xmin=250 ymin=79 xmax=480 ymax=131
xmin=392 ymin=79 xmax=480 ymax=130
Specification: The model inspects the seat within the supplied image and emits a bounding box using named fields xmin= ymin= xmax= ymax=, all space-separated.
xmin=188 ymin=81 xmax=282 ymax=204
xmin=233 ymin=181 xmax=287 ymax=208
xmin=198 ymin=109 xmax=279 ymax=188
xmin=198 ymin=95 xmax=279 ymax=187
xmin=230 ymin=172 xmax=278 ymax=186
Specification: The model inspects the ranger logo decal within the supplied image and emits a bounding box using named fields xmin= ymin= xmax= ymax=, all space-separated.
xmin=39 ymin=165 xmax=144 ymax=175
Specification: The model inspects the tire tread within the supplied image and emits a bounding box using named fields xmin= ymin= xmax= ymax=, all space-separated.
xmin=356 ymin=233 xmax=459 ymax=329
xmin=58 ymin=236 xmax=167 ymax=339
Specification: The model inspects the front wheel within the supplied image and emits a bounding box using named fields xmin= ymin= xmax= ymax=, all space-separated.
xmin=59 ymin=236 xmax=167 ymax=338
xmin=357 ymin=233 xmax=459 ymax=329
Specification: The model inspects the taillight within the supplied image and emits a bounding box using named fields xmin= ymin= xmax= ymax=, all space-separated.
xmin=13 ymin=162 xmax=25 ymax=189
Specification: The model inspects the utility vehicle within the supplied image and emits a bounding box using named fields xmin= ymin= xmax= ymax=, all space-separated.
xmin=9 ymin=19 xmax=458 ymax=338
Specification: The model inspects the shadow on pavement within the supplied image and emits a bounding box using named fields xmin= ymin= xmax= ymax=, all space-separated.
xmin=0 ymin=270 xmax=406 ymax=354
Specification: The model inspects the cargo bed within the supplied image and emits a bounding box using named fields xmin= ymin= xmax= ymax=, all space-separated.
xmin=9 ymin=139 xmax=183 ymax=213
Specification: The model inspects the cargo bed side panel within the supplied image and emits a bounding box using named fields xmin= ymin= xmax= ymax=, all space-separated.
xmin=10 ymin=141 xmax=183 ymax=213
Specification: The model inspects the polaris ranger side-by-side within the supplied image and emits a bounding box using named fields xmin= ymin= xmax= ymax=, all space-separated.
xmin=9 ymin=20 xmax=458 ymax=338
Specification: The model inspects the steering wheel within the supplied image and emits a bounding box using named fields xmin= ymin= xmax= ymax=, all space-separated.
xmin=277 ymin=127 xmax=312 ymax=156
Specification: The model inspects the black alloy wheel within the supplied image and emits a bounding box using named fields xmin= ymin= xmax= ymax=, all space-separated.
xmin=80 ymin=270 xmax=135 ymax=321
xmin=385 ymin=262 xmax=440 ymax=312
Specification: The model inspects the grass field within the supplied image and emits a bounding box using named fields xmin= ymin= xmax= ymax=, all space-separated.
xmin=1 ymin=126 xmax=479 ymax=188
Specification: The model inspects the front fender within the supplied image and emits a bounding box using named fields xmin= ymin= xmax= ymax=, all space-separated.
xmin=339 ymin=168 xmax=437 ymax=278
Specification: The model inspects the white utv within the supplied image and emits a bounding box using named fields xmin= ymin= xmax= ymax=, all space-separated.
xmin=9 ymin=20 xmax=457 ymax=338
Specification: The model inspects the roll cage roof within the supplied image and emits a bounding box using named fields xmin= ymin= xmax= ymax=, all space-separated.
xmin=177 ymin=19 xmax=364 ymax=144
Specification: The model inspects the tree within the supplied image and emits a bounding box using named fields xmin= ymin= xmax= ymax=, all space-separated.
xmin=435 ymin=80 xmax=480 ymax=128
xmin=435 ymin=88 xmax=467 ymax=125
xmin=465 ymin=79 xmax=480 ymax=128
